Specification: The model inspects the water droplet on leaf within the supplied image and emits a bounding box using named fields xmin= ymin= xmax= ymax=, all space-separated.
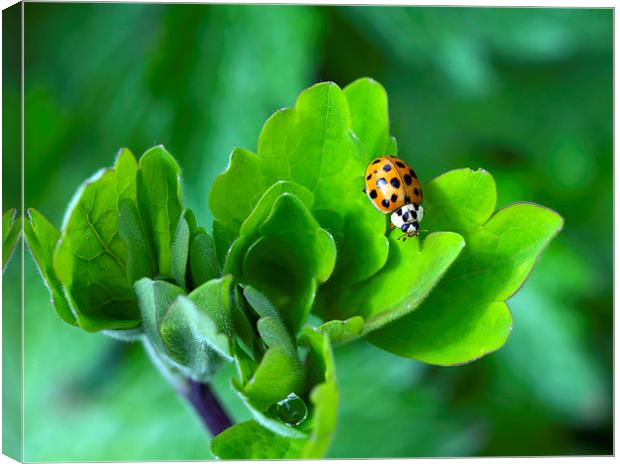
xmin=275 ymin=393 xmax=307 ymax=426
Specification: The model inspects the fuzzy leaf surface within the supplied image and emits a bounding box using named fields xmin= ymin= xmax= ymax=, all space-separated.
xmin=171 ymin=213 xmax=190 ymax=289
xmin=187 ymin=276 xmax=235 ymax=338
xmin=135 ymin=278 xmax=185 ymax=356
xmin=24 ymin=208 xmax=76 ymax=325
xmin=316 ymin=316 xmax=365 ymax=345
xmin=189 ymin=232 xmax=220 ymax=288
xmin=159 ymin=295 xmax=229 ymax=381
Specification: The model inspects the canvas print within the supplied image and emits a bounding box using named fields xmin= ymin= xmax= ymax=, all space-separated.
xmin=2 ymin=3 xmax=613 ymax=460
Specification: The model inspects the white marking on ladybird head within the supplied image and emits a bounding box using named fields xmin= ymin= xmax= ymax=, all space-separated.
xmin=391 ymin=203 xmax=423 ymax=237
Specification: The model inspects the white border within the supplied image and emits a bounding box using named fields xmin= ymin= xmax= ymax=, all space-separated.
xmin=0 ymin=1 xmax=615 ymax=464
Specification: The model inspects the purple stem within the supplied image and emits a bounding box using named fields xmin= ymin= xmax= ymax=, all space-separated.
xmin=185 ymin=379 xmax=233 ymax=436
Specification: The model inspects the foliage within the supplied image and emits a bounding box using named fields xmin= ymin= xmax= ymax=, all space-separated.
xmin=367 ymin=169 xmax=564 ymax=365
xmin=3 ymin=209 xmax=21 ymax=272
xmin=24 ymin=75 xmax=562 ymax=458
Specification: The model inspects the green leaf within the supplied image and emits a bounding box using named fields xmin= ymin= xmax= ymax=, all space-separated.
xmin=187 ymin=277 xmax=260 ymax=374
xmin=212 ymin=220 xmax=237 ymax=271
xmin=238 ymin=194 xmax=336 ymax=333
xmin=232 ymin=289 xmax=306 ymax=436
xmin=53 ymin=148 xmax=141 ymax=331
xmin=343 ymin=77 xmax=396 ymax=157
xmin=210 ymin=420 xmax=304 ymax=459
xmin=228 ymin=327 xmax=339 ymax=457
xmin=232 ymin=379 xmax=308 ymax=440
xmin=102 ymin=327 xmax=143 ymax=342
xmin=367 ymin=169 xmax=564 ymax=365
xmin=316 ymin=316 xmax=365 ymax=345
xmin=187 ymin=276 xmax=234 ymax=338
xmin=3 ymin=208 xmax=20 ymax=272
xmin=298 ymin=326 xmax=339 ymax=458
xmin=24 ymin=208 xmax=76 ymax=325
xmin=159 ymin=295 xmax=230 ymax=381
xmin=240 ymin=285 xmax=296 ymax=367
xmin=230 ymin=285 xmax=260 ymax=360
xmin=244 ymin=344 xmax=304 ymax=411
xmin=171 ymin=213 xmax=190 ymax=289
xmin=209 ymin=147 xmax=270 ymax=236
xmin=188 ymin=232 xmax=220 ymax=288
xmin=243 ymin=285 xmax=281 ymax=320
xmin=118 ymin=198 xmax=156 ymax=283
xmin=346 ymin=232 xmax=465 ymax=333
xmin=222 ymin=181 xmax=314 ymax=277
xmin=238 ymin=181 xmax=314 ymax=238
xmin=231 ymin=338 xmax=258 ymax=386
xmin=137 ymin=145 xmax=183 ymax=278
xmin=210 ymin=80 xmax=392 ymax=302
xmin=257 ymin=316 xmax=296 ymax=356
xmin=262 ymin=82 xmax=389 ymax=289
xmin=133 ymin=276 xmax=224 ymax=384
xmin=182 ymin=208 xmax=199 ymax=237
xmin=134 ymin=278 xmax=185 ymax=357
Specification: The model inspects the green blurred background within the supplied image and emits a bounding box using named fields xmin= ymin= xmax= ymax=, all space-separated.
xmin=5 ymin=4 xmax=612 ymax=459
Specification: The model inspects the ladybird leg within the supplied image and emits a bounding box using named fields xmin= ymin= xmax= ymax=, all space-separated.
xmin=362 ymin=186 xmax=367 ymax=193
xmin=389 ymin=223 xmax=395 ymax=230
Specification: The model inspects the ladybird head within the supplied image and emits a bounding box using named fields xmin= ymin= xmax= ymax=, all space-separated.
xmin=390 ymin=203 xmax=424 ymax=237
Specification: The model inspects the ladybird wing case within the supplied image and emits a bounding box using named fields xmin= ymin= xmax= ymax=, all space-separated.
xmin=387 ymin=156 xmax=423 ymax=205
xmin=364 ymin=156 xmax=423 ymax=213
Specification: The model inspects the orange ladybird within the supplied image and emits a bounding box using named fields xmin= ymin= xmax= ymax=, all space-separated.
xmin=363 ymin=156 xmax=424 ymax=237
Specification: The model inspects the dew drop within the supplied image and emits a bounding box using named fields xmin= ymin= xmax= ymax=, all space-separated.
xmin=275 ymin=393 xmax=308 ymax=426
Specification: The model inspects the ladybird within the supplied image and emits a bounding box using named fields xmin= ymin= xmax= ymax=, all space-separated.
xmin=363 ymin=155 xmax=424 ymax=237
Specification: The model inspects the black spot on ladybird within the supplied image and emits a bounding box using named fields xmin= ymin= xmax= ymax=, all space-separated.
xmin=414 ymin=187 xmax=420 ymax=196
xmin=403 ymin=212 xmax=410 ymax=221
xmin=383 ymin=164 xmax=392 ymax=172
xmin=391 ymin=193 xmax=398 ymax=202
xmin=381 ymin=199 xmax=390 ymax=208
xmin=410 ymin=169 xmax=417 ymax=179
xmin=369 ymin=190 xmax=378 ymax=199
xmin=372 ymin=159 xmax=381 ymax=164
xmin=374 ymin=170 xmax=378 ymax=174
xmin=411 ymin=210 xmax=417 ymax=219
xmin=376 ymin=178 xmax=387 ymax=188
xmin=366 ymin=174 xmax=372 ymax=180
xmin=405 ymin=195 xmax=411 ymax=203
xmin=396 ymin=208 xmax=402 ymax=216
xmin=404 ymin=174 xmax=413 ymax=185
xmin=395 ymin=161 xmax=406 ymax=168
xmin=390 ymin=178 xmax=400 ymax=188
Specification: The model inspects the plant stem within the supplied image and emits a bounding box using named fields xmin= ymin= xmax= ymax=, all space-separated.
xmin=185 ymin=379 xmax=233 ymax=436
